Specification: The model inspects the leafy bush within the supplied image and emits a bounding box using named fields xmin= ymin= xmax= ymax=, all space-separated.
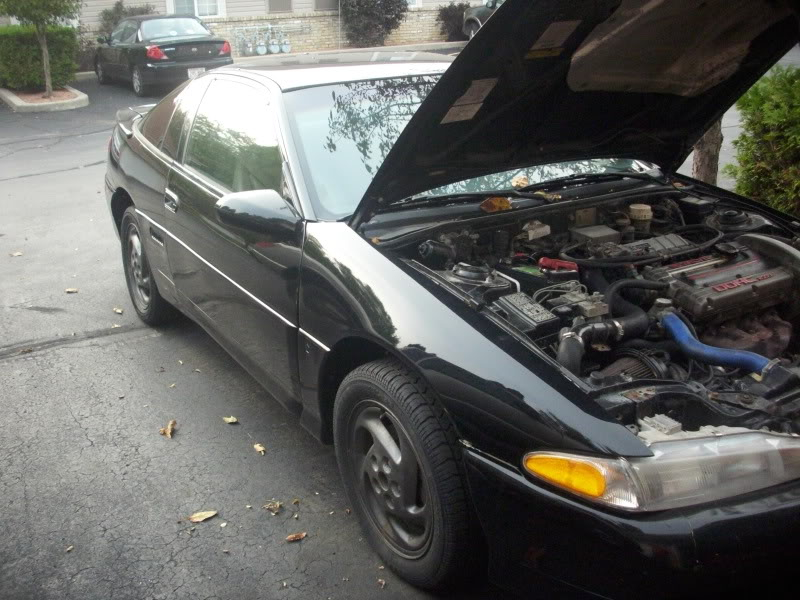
xmin=340 ymin=0 xmax=408 ymax=48
xmin=0 ymin=25 xmax=77 ymax=89
xmin=99 ymin=1 xmax=156 ymax=37
xmin=436 ymin=2 xmax=470 ymax=41
xmin=725 ymin=66 xmax=800 ymax=216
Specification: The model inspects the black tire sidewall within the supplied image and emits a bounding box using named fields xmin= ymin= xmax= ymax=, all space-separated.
xmin=333 ymin=362 xmax=469 ymax=589
xmin=120 ymin=208 xmax=170 ymax=325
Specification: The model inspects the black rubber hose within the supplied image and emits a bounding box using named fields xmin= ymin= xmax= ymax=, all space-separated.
xmin=556 ymin=335 xmax=584 ymax=376
xmin=605 ymin=279 xmax=669 ymax=317
xmin=583 ymin=269 xmax=639 ymax=314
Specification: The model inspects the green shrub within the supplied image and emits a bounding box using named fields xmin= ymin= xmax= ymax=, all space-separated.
xmin=0 ymin=25 xmax=77 ymax=89
xmin=341 ymin=0 xmax=408 ymax=48
xmin=725 ymin=66 xmax=800 ymax=216
xmin=99 ymin=1 xmax=156 ymax=37
xmin=436 ymin=2 xmax=470 ymax=41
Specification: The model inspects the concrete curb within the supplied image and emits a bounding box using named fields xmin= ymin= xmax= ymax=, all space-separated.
xmin=69 ymin=40 xmax=467 ymax=80
xmin=0 ymin=85 xmax=89 ymax=113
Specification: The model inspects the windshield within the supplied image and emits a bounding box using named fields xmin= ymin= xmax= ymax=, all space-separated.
xmin=284 ymin=76 xmax=643 ymax=221
xmin=141 ymin=18 xmax=210 ymax=41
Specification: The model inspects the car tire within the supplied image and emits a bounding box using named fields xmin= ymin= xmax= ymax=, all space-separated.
xmin=333 ymin=359 xmax=482 ymax=591
xmin=95 ymin=60 xmax=110 ymax=84
xmin=131 ymin=66 xmax=149 ymax=97
xmin=466 ymin=22 xmax=480 ymax=39
xmin=120 ymin=207 xmax=175 ymax=326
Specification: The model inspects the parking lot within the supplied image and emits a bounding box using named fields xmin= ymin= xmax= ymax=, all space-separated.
xmin=0 ymin=74 xmax=506 ymax=600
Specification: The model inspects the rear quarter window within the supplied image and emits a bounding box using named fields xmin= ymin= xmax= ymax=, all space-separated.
xmin=139 ymin=84 xmax=186 ymax=149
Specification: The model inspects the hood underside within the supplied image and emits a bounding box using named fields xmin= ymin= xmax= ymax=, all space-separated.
xmin=352 ymin=0 xmax=798 ymax=226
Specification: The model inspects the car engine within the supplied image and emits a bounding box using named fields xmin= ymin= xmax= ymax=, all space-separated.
xmin=404 ymin=194 xmax=800 ymax=437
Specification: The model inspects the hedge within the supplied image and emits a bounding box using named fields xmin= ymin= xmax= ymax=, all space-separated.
xmin=0 ymin=25 xmax=78 ymax=90
xmin=725 ymin=66 xmax=800 ymax=216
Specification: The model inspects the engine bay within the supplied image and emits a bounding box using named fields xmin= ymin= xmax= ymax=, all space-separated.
xmin=397 ymin=188 xmax=800 ymax=439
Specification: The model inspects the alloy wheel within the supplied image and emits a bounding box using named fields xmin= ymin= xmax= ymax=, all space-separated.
xmin=126 ymin=226 xmax=152 ymax=312
xmin=132 ymin=67 xmax=142 ymax=95
xmin=347 ymin=400 xmax=432 ymax=559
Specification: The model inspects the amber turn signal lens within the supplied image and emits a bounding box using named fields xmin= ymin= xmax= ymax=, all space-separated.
xmin=524 ymin=454 xmax=607 ymax=498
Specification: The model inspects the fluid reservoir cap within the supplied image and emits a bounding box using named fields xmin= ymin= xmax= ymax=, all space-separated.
xmin=629 ymin=203 xmax=653 ymax=221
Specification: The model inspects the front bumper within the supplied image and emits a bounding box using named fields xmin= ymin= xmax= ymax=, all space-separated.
xmin=466 ymin=450 xmax=800 ymax=599
xmin=140 ymin=57 xmax=233 ymax=84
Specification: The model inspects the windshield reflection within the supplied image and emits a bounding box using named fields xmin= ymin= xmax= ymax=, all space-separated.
xmin=285 ymin=76 xmax=641 ymax=221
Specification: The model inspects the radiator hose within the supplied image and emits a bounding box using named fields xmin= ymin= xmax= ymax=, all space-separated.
xmin=661 ymin=312 xmax=771 ymax=373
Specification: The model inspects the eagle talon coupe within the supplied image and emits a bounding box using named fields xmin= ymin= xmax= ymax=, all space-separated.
xmin=105 ymin=0 xmax=800 ymax=597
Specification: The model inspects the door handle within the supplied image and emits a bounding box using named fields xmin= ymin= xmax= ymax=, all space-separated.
xmin=164 ymin=188 xmax=180 ymax=213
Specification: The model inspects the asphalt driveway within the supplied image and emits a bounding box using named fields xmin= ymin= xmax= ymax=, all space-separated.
xmin=0 ymin=75 xmax=503 ymax=600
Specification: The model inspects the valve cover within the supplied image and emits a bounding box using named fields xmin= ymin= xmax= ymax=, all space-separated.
xmin=642 ymin=242 xmax=794 ymax=323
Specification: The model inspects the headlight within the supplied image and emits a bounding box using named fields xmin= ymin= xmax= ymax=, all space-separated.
xmin=524 ymin=432 xmax=800 ymax=511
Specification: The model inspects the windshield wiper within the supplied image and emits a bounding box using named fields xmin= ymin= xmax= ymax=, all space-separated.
xmin=517 ymin=171 xmax=667 ymax=192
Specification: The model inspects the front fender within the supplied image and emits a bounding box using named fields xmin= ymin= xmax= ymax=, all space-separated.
xmin=298 ymin=222 xmax=649 ymax=464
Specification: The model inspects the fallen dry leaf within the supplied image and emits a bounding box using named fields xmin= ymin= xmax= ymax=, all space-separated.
xmin=19 ymin=348 xmax=33 ymax=355
xmin=377 ymin=578 xmax=386 ymax=589
xmin=194 ymin=368 xmax=201 ymax=373
xmin=293 ymin=512 xmax=299 ymax=520
xmin=178 ymin=360 xmax=183 ymax=365
xmin=10 ymin=251 xmax=23 ymax=257
xmin=112 ymin=307 xmax=123 ymax=314
xmin=291 ymin=498 xmax=300 ymax=505
xmin=263 ymin=500 xmax=282 ymax=515
xmin=222 ymin=416 xmax=238 ymax=424
xmin=159 ymin=419 xmax=177 ymax=438
xmin=111 ymin=323 xmax=121 ymax=328
xmin=245 ymin=505 xmax=252 ymax=509
xmin=65 ymin=545 xmax=74 ymax=553
xmin=254 ymin=443 xmax=266 ymax=455
xmin=188 ymin=510 xmax=217 ymax=523
xmin=285 ymin=532 xmax=307 ymax=543
xmin=220 ymin=522 xmax=227 ymax=528
xmin=65 ymin=288 xmax=78 ymax=294
xmin=169 ymin=383 xmax=176 ymax=389
xmin=345 ymin=508 xmax=351 ymax=515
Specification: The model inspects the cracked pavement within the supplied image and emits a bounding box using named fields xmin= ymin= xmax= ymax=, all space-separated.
xmin=0 ymin=78 xmax=502 ymax=599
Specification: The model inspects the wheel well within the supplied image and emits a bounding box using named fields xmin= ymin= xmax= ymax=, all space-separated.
xmin=318 ymin=337 xmax=391 ymax=444
xmin=110 ymin=188 xmax=134 ymax=233
xmin=464 ymin=18 xmax=481 ymax=29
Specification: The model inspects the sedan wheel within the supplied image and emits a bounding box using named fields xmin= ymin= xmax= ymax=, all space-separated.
xmin=120 ymin=207 xmax=175 ymax=325
xmin=334 ymin=359 xmax=482 ymax=590
xmin=96 ymin=61 xmax=110 ymax=84
xmin=131 ymin=66 xmax=149 ymax=97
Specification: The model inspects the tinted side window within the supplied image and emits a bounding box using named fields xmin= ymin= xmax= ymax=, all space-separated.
xmin=184 ymin=80 xmax=283 ymax=194
xmin=162 ymin=79 xmax=206 ymax=159
xmin=140 ymin=84 xmax=185 ymax=148
xmin=110 ymin=21 xmax=128 ymax=43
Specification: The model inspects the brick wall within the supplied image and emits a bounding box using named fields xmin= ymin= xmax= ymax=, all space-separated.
xmin=203 ymin=7 xmax=446 ymax=57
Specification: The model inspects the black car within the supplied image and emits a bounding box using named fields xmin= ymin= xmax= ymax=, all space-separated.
xmin=104 ymin=0 xmax=800 ymax=597
xmin=95 ymin=15 xmax=232 ymax=97
xmin=462 ymin=0 xmax=504 ymax=38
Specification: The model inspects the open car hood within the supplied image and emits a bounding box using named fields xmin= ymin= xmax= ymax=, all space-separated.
xmin=350 ymin=0 xmax=798 ymax=227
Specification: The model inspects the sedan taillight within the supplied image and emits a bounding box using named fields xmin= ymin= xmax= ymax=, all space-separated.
xmin=220 ymin=41 xmax=231 ymax=56
xmin=146 ymin=45 xmax=168 ymax=60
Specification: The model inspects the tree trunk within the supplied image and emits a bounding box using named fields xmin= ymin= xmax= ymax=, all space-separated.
xmin=34 ymin=24 xmax=53 ymax=98
xmin=692 ymin=118 xmax=724 ymax=185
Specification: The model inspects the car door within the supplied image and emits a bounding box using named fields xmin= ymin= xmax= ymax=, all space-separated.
xmin=163 ymin=75 xmax=303 ymax=410
xmin=123 ymin=79 xmax=205 ymax=306
xmin=115 ymin=21 xmax=141 ymax=81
